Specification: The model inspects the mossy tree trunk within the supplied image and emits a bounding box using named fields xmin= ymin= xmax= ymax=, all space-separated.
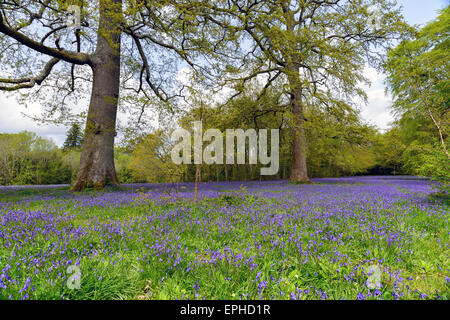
xmin=71 ymin=0 xmax=122 ymax=191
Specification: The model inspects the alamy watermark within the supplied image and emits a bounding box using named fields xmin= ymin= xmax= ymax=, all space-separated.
xmin=66 ymin=5 xmax=81 ymax=30
xmin=66 ymin=265 xmax=81 ymax=290
xmin=367 ymin=7 xmax=383 ymax=30
xmin=366 ymin=265 xmax=382 ymax=289
xmin=171 ymin=122 xmax=279 ymax=175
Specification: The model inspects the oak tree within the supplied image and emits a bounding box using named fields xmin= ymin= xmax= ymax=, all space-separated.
xmin=200 ymin=0 xmax=410 ymax=182
xmin=0 ymin=0 xmax=222 ymax=190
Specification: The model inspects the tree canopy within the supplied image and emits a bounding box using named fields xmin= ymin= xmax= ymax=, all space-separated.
xmin=3 ymin=1 xmax=447 ymax=191
xmin=384 ymin=5 xmax=449 ymax=189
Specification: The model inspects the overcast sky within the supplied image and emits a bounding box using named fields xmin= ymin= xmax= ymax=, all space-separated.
xmin=0 ymin=0 xmax=448 ymax=147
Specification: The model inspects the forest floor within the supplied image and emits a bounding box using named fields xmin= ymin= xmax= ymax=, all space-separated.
xmin=0 ymin=176 xmax=448 ymax=300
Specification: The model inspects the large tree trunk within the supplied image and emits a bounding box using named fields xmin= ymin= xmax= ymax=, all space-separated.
xmin=288 ymin=66 xmax=310 ymax=183
xmin=72 ymin=0 xmax=122 ymax=191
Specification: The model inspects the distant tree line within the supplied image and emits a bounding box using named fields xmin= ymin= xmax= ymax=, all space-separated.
xmin=0 ymin=125 xmax=132 ymax=186
xmin=0 ymin=131 xmax=71 ymax=185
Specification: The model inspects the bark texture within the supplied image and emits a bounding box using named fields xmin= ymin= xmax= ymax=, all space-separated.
xmin=72 ymin=0 xmax=122 ymax=191
xmin=288 ymin=66 xmax=310 ymax=183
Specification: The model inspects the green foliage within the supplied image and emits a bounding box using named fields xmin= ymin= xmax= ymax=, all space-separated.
xmin=173 ymin=82 xmax=378 ymax=182
xmin=384 ymin=6 xmax=450 ymax=188
xmin=203 ymin=0 xmax=410 ymax=181
xmin=62 ymin=149 xmax=81 ymax=182
xmin=128 ymin=131 xmax=185 ymax=183
xmin=403 ymin=143 xmax=450 ymax=192
xmin=114 ymin=149 xmax=135 ymax=183
xmin=304 ymin=105 xmax=377 ymax=177
xmin=0 ymin=131 xmax=71 ymax=185
xmin=385 ymin=5 xmax=449 ymax=119
xmin=370 ymin=127 xmax=405 ymax=175
xmin=0 ymin=3 xmax=445 ymax=187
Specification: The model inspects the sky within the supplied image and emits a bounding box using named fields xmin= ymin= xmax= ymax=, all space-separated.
xmin=0 ymin=0 xmax=448 ymax=146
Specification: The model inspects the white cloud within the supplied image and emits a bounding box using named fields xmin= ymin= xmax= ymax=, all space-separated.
xmin=0 ymin=94 xmax=67 ymax=146
xmin=358 ymin=66 xmax=394 ymax=132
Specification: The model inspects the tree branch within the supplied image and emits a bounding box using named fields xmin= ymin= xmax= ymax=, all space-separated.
xmin=0 ymin=57 xmax=60 ymax=91
xmin=0 ymin=12 xmax=91 ymax=66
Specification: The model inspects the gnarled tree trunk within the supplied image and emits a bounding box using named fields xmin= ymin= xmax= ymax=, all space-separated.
xmin=71 ymin=0 xmax=122 ymax=191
